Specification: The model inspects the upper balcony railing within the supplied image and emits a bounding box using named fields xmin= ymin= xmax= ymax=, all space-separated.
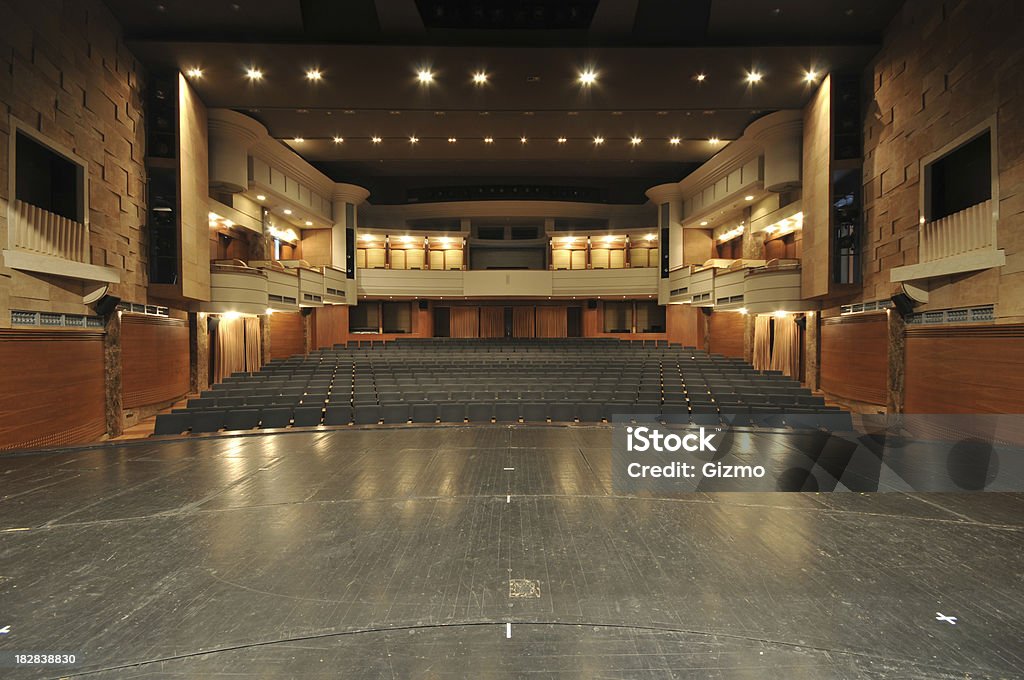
xmin=920 ymin=199 xmax=995 ymax=263
xmin=12 ymin=200 xmax=88 ymax=263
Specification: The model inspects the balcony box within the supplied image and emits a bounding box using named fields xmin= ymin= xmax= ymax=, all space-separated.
xmin=200 ymin=261 xmax=268 ymax=315
xmin=249 ymin=260 xmax=300 ymax=312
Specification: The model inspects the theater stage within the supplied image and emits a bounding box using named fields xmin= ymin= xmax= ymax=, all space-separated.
xmin=1 ymin=426 xmax=1022 ymax=678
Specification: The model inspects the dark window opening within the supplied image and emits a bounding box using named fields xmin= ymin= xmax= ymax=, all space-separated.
xmin=928 ymin=131 xmax=991 ymax=221
xmin=832 ymin=168 xmax=861 ymax=285
xmin=15 ymin=131 xmax=83 ymax=222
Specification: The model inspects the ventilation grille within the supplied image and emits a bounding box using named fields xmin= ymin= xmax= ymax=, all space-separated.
xmin=906 ymin=305 xmax=995 ymax=325
xmin=840 ymin=299 xmax=895 ymax=315
xmin=670 ymin=286 xmax=688 ymax=296
xmin=716 ymin=294 xmax=744 ymax=305
xmin=691 ymin=292 xmax=711 ymax=304
xmin=326 ymin=287 xmax=346 ymax=297
xmin=12 ymin=310 xmax=103 ymax=328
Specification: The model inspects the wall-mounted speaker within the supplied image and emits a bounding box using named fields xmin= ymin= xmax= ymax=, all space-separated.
xmin=418 ymin=299 xmax=429 ymax=311
xmin=207 ymin=316 xmax=220 ymax=333
xmin=586 ymin=299 xmax=598 ymax=310
xmin=94 ymin=294 xmax=121 ymax=317
xmin=300 ymin=307 xmax=313 ymax=317
xmin=890 ymin=292 xmax=916 ymax=317
xmin=795 ymin=316 xmax=807 ymax=329
xmin=700 ymin=307 xmax=713 ymax=316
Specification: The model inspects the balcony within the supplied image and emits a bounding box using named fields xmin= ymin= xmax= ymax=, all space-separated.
xmin=666 ymin=259 xmax=813 ymax=313
xmin=891 ymin=199 xmax=1005 ymax=282
xmin=357 ymin=267 xmax=658 ymax=299
xmin=320 ymin=265 xmax=349 ymax=304
xmin=200 ymin=261 xmax=269 ymax=315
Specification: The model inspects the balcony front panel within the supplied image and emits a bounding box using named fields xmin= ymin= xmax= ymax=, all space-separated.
xmin=201 ymin=268 xmax=269 ymax=315
xmin=321 ymin=266 xmax=349 ymax=304
xmin=357 ymin=269 xmax=465 ymax=298
xmin=551 ymin=267 xmax=658 ymax=297
xmin=714 ymin=269 xmax=747 ymax=310
xmin=744 ymin=267 xmax=816 ymax=313
xmin=688 ymin=267 xmax=716 ymax=306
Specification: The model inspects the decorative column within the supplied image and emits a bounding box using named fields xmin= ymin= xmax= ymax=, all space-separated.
xmin=644 ymin=183 xmax=684 ymax=271
xmin=103 ymin=310 xmax=123 ymax=438
xmin=331 ymin=183 xmax=371 ymax=301
xmin=805 ymin=312 xmax=820 ymax=391
xmin=189 ymin=311 xmax=209 ymax=393
xmin=887 ymin=308 xmax=906 ymax=414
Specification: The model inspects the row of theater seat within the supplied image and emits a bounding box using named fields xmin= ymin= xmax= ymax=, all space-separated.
xmin=153 ymin=339 xmax=850 ymax=435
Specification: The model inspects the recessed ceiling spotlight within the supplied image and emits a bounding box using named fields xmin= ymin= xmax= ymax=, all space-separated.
xmin=669 ymin=137 xmax=681 ymax=145
xmin=700 ymin=220 xmax=708 ymax=226
xmin=708 ymin=137 xmax=721 ymax=145
xmin=744 ymin=195 xmax=754 ymax=201
xmin=746 ymin=70 xmax=763 ymax=84
xmin=371 ymin=136 xmax=382 ymax=143
xmin=305 ymin=68 xmax=323 ymax=82
xmin=256 ymin=194 xmax=266 ymax=201
xmin=293 ymin=137 xmax=304 ymax=143
xmin=472 ymin=71 xmax=488 ymax=85
xmin=186 ymin=67 xmax=203 ymax=79
xmin=593 ymin=136 xmax=604 ymax=145
xmin=520 ymin=136 xmax=528 ymax=144
xmin=416 ymin=68 xmax=434 ymax=84
xmin=804 ymin=69 xmax=820 ymax=83
xmin=245 ymin=67 xmax=263 ymax=81
xmin=283 ymin=209 xmax=292 ymax=215
xmin=557 ymin=136 xmax=567 ymax=144
xmin=694 ymin=73 xmax=706 ymax=82
xmin=332 ymin=136 xmax=344 ymax=144
xmin=578 ymin=68 xmax=598 ymax=86
xmin=630 ymin=136 xmax=642 ymax=145
xmin=484 ymin=137 xmax=494 ymax=143
xmin=409 ymin=136 xmax=419 ymax=143
xmin=448 ymin=137 xmax=457 ymax=143
xmin=305 ymin=220 xmax=313 ymax=226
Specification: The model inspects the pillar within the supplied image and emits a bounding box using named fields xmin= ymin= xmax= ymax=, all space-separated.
xmin=189 ymin=311 xmax=209 ymax=394
xmin=207 ymin=109 xmax=265 ymax=194
xmin=104 ymin=311 xmax=123 ymax=438
xmin=805 ymin=312 xmax=820 ymax=391
xmin=887 ymin=309 xmax=905 ymax=414
xmin=644 ymin=183 xmax=684 ymax=271
xmin=330 ymin=183 xmax=371 ymax=271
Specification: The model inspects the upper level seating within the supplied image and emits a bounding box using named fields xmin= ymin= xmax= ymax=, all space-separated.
xmin=154 ymin=338 xmax=851 ymax=435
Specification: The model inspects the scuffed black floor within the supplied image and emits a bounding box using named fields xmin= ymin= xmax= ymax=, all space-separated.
xmin=1 ymin=426 xmax=1022 ymax=679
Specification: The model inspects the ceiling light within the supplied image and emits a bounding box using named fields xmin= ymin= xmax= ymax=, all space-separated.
xmin=472 ymin=71 xmax=488 ymax=85
xmin=208 ymin=212 xmax=220 ymax=221
xmin=448 ymin=137 xmax=457 ymax=143
xmin=520 ymin=136 xmax=528 ymax=144
xmin=283 ymin=209 xmax=292 ymax=215
xmin=738 ymin=307 xmax=748 ymax=315
xmin=593 ymin=136 xmax=604 ymax=145
xmin=332 ymin=136 xmax=344 ymax=144
xmin=186 ymin=67 xmax=203 ymax=79
xmin=557 ymin=137 xmax=567 ymax=144
xmin=293 ymin=137 xmax=304 ymax=143
xmin=708 ymin=137 xmax=721 ymax=145
xmin=305 ymin=220 xmax=313 ymax=226
xmin=630 ymin=136 xmax=642 ymax=145
xmin=401 ymin=235 xmax=413 ymax=244
xmin=694 ymin=73 xmax=706 ymax=82
xmin=409 ymin=136 xmax=419 ymax=143
xmin=669 ymin=137 xmax=681 ymax=145
xmin=256 ymin=194 xmax=266 ymax=201
xmin=603 ymin=235 xmax=615 ymax=243
xmin=245 ymin=67 xmax=263 ymax=81
xmin=744 ymin=195 xmax=754 ymax=201
xmin=484 ymin=137 xmax=494 ymax=143
xmin=361 ymin=233 xmax=375 ymax=241
xmin=305 ymin=68 xmax=323 ymax=82
xmin=746 ymin=70 xmax=763 ymax=84
xmin=578 ymin=68 xmax=598 ymax=86
xmin=416 ymin=69 xmax=434 ymax=84
xmin=371 ymin=136 xmax=382 ymax=143
xmin=774 ymin=310 xmax=789 ymax=318
xmin=645 ymin=233 xmax=655 ymax=241
xmin=804 ymin=69 xmax=820 ymax=83
xmin=699 ymin=220 xmax=708 ymax=226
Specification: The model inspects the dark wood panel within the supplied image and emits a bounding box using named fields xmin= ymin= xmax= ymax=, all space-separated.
xmin=121 ymin=314 xmax=189 ymax=408
xmin=0 ymin=330 xmax=107 ymax=451
xmin=270 ymin=312 xmax=306 ymax=360
xmin=708 ymin=311 xmax=744 ymax=358
xmin=450 ymin=307 xmax=479 ymax=338
xmin=312 ymin=305 xmax=348 ymax=349
xmin=479 ymin=306 xmax=505 ymax=338
xmin=906 ymin=324 xmax=1024 ymax=413
xmin=820 ymin=313 xmax=888 ymax=405
xmin=536 ymin=306 xmax=567 ymax=338
xmin=513 ymin=306 xmax=536 ymax=338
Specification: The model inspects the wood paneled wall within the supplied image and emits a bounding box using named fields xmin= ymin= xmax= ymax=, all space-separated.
xmin=269 ymin=312 xmax=306 ymax=360
xmin=666 ymin=304 xmax=703 ymax=347
xmin=905 ymin=325 xmax=1024 ymax=413
xmin=820 ymin=313 xmax=888 ymax=405
xmin=536 ymin=306 xmax=568 ymax=338
xmin=312 ymin=305 xmax=348 ymax=349
xmin=121 ymin=315 xmax=189 ymax=409
xmin=479 ymin=306 xmax=505 ymax=338
xmin=513 ymin=307 xmax=536 ymax=337
xmin=0 ymin=330 xmax=106 ymax=451
xmin=707 ymin=311 xmax=744 ymax=358
xmin=450 ymin=307 xmax=480 ymax=338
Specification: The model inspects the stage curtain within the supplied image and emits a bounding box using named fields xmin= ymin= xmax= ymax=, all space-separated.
xmin=770 ymin=314 xmax=800 ymax=378
xmin=244 ymin=317 xmax=263 ymax=373
xmin=753 ymin=315 xmax=772 ymax=372
xmin=214 ymin=316 xmax=263 ymax=383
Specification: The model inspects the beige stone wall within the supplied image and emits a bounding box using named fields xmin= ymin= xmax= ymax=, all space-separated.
xmin=0 ymin=0 xmax=147 ymax=325
xmin=861 ymin=0 xmax=1024 ymax=322
xmin=801 ymin=76 xmax=831 ymax=300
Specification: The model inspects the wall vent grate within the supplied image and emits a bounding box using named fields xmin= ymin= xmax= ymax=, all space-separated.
xmin=906 ymin=305 xmax=995 ymax=325
xmin=12 ymin=310 xmax=103 ymax=328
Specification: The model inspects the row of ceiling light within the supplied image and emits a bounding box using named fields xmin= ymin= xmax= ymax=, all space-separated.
xmin=291 ymin=135 xmax=722 ymax=146
xmin=184 ymin=65 xmax=823 ymax=87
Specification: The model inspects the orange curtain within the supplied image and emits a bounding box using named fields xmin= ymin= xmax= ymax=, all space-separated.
xmin=753 ymin=315 xmax=772 ymax=372
xmin=479 ymin=306 xmax=505 ymax=338
xmin=214 ymin=316 xmax=263 ymax=383
xmin=450 ymin=307 xmax=479 ymax=338
xmin=536 ymin=306 xmax=568 ymax=338
xmin=512 ymin=306 xmax=536 ymax=337
xmin=244 ymin=317 xmax=263 ymax=373
xmin=770 ymin=314 xmax=800 ymax=378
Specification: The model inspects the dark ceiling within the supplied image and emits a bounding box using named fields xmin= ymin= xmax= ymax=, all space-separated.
xmin=108 ymin=0 xmax=902 ymax=203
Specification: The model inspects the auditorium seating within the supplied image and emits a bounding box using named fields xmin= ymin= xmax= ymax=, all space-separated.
xmin=153 ymin=338 xmax=851 ymax=435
